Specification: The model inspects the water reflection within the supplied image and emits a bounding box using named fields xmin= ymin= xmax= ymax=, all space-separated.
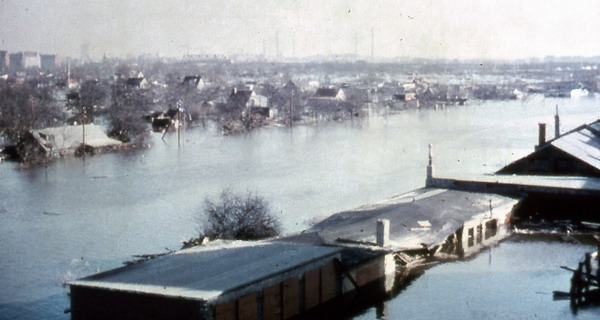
xmin=352 ymin=236 xmax=599 ymax=320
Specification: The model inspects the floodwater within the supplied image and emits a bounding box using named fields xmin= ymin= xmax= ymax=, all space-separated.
xmin=353 ymin=238 xmax=600 ymax=320
xmin=0 ymin=95 xmax=599 ymax=319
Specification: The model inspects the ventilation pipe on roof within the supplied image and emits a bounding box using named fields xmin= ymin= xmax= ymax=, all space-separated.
xmin=555 ymin=105 xmax=560 ymax=138
xmin=376 ymin=219 xmax=390 ymax=247
xmin=537 ymin=123 xmax=547 ymax=149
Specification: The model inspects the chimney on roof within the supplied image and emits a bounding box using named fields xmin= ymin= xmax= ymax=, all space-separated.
xmin=537 ymin=123 xmax=546 ymax=148
xmin=376 ymin=219 xmax=390 ymax=247
xmin=555 ymin=105 xmax=560 ymax=138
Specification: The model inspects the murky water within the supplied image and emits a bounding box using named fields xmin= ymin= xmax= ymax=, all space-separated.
xmin=1 ymin=96 xmax=599 ymax=319
xmin=354 ymin=238 xmax=599 ymax=320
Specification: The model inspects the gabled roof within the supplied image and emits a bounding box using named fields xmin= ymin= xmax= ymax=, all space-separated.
xmin=182 ymin=75 xmax=202 ymax=85
xmin=548 ymin=120 xmax=600 ymax=171
xmin=126 ymin=77 xmax=145 ymax=87
xmin=313 ymin=87 xmax=340 ymax=98
xmin=282 ymin=80 xmax=298 ymax=92
xmin=498 ymin=119 xmax=600 ymax=175
xmin=164 ymin=108 xmax=180 ymax=119
xmin=229 ymin=88 xmax=254 ymax=105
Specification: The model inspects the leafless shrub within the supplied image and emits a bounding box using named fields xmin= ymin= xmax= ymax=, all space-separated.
xmin=200 ymin=189 xmax=281 ymax=241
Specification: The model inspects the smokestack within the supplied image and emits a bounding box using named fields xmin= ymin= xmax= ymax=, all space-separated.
xmin=376 ymin=219 xmax=390 ymax=247
xmin=555 ymin=105 xmax=560 ymax=138
xmin=538 ymin=123 xmax=546 ymax=148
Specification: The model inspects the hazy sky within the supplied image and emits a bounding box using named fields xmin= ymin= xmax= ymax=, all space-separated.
xmin=1 ymin=0 xmax=599 ymax=60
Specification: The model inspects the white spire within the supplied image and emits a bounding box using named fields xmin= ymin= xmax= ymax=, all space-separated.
xmin=426 ymin=143 xmax=434 ymax=186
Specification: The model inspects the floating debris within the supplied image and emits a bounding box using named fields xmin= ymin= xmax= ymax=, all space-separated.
xmin=554 ymin=236 xmax=600 ymax=308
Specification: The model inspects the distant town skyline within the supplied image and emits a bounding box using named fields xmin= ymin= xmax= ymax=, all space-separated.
xmin=1 ymin=0 xmax=599 ymax=61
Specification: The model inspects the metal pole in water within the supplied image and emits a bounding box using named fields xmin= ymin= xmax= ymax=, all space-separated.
xmin=82 ymin=106 xmax=86 ymax=161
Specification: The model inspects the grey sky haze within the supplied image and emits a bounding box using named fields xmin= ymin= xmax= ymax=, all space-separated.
xmin=1 ymin=0 xmax=599 ymax=60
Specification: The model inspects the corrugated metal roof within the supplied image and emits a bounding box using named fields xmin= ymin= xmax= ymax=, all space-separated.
xmin=551 ymin=128 xmax=600 ymax=170
xmin=70 ymin=241 xmax=341 ymax=301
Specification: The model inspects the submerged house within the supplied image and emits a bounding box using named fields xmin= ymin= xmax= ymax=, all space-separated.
xmin=308 ymin=87 xmax=346 ymax=115
xmin=69 ymin=241 xmax=346 ymax=320
xmin=495 ymin=117 xmax=600 ymax=220
xmin=148 ymin=108 xmax=181 ymax=132
xmin=310 ymin=87 xmax=345 ymax=102
xmin=126 ymin=77 xmax=149 ymax=89
xmin=182 ymin=75 xmax=205 ymax=90
xmin=68 ymin=188 xmax=517 ymax=319
xmin=497 ymin=119 xmax=600 ymax=177
xmin=228 ymin=87 xmax=271 ymax=118
xmin=16 ymin=124 xmax=122 ymax=162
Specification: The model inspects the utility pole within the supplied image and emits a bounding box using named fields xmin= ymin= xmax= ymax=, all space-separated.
xmin=289 ymin=90 xmax=294 ymax=127
xmin=29 ymin=97 xmax=35 ymax=130
xmin=82 ymin=105 xmax=86 ymax=161
xmin=177 ymin=108 xmax=181 ymax=149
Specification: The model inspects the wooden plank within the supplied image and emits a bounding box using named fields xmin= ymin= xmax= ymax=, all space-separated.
xmin=238 ymin=293 xmax=258 ymax=320
xmin=263 ymin=283 xmax=282 ymax=320
xmin=356 ymin=263 xmax=380 ymax=286
xmin=215 ymin=300 xmax=237 ymax=320
xmin=304 ymin=268 xmax=320 ymax=309
xmin=321 ymin=262 xmax=337 ymax=302
xmin=282 ymin=277 xmax=299 ymax=318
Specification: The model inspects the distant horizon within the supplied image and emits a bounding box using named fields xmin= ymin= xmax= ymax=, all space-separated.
xmin=3 ymin=49 xmax=600 ymax=65
xmin=2 ymin=0 xmax=600 ymax=62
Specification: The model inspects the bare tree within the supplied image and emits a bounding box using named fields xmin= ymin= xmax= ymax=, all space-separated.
xmin=0 ymin=83 xmax=61 ymax=143
xmin=199 ymin=189 xmax=281 ymax=241
xmin=107 ymin=83 xmax=153 ymax=143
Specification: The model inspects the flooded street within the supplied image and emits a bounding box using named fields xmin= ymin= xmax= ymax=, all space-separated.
xmin=1 ymin=96 xmax=599 ymax=319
